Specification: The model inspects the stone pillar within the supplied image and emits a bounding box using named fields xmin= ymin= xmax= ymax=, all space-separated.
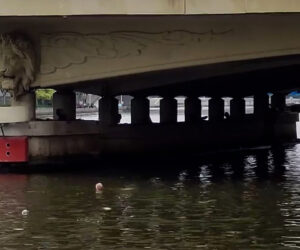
xmin=53 ymin=91 xmax=76 ymax=121
xmin=209 ymin=97 xmax=224 ymax=121
xmin=254 ymin=93 xmax=269 ymax=117
xmin=160 ymin=96 xmax=177 ymax=123
xmin=98 ymin=96 xmax=120 ymax=125
xmin=131 ymin=96 xmax=150 ymax=124
xmin=185 ymin=96 xmax=201 ymax=123
xmin=271 ymin=93 xmax=286 ymax=111
xmin=11 ymin=92 xmax=36 ymax=121
xmin=230 ymin=97 xmax=245 ymax=119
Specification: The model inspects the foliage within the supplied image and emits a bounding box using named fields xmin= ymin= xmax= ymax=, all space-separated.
xmin=36 ymin=89 xmax=55 ymax=100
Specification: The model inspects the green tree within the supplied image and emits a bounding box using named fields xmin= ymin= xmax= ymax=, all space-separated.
xmin=36 ymin=89 xmax=55 ymax=100
xmin=36 ymin=89 xmax=55 ymax=107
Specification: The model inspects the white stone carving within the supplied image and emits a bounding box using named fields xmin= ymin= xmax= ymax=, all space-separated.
xmin=0 ymin=33 xmax=37 ymax=98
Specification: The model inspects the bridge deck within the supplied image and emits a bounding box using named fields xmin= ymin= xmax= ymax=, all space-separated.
xmin=1 ymin=0 xmax=300 ymax=16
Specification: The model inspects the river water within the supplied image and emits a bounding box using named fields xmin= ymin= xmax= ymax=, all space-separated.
xmin=0 ymin=111 xmax=300 ymax=249
xmin=0 ymin=145 xmax=300 ymax=249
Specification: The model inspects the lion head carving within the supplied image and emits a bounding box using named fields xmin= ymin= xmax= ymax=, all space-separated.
xmin=0 ymin=33 xmax=37 ymax=98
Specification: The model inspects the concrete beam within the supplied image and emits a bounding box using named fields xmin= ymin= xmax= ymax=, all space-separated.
xmin=0 ymin=0 xmax=185 ymax=16
xmin=2 ymin=0 xmax=300 ymax=16
xmin=186 ymin=0 xmax=300 ymax=14
xmin=18 ymin=14 xmax=300 ymax=92
xmin=2 ymin=15 xmax=300 ymax=98
xmin=0 ymin=93 xmax=36 ymax=123
xmin=186 ymin=0 xmax=246 ymax=14
xmin=246 ymin=0 xmax=300 ymax=13
xmin=0 ymin=121 xmax=101 ymax=136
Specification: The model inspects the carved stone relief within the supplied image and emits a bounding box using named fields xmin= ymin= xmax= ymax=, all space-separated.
xmin=40 ymin=29 xmax=233 ymax=75
xmin=0 ymin=33 xmax=37 ymax=98
xmin=0 ymin=29 xmax=234 ymax=91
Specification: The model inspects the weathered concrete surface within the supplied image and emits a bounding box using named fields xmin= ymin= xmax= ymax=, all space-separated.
xmin=0 ymin=93 xmax=36 ymax=123
xmin=0 ymin=106 xmax=34 ymax=123
xmin=0 ymin=0 xmax=185 ymax=15
xmin=29 ymin=135 xmax=103 ymax=159
xmin=187 ymin=0 xmax=300 ymax=14
xmin=2 ymin=0 xmax=300 ymax=15
xmin=0 ymin=121 xmax=101 ymax=136
xmin=0 ymin=113 xmax=297 ymax=160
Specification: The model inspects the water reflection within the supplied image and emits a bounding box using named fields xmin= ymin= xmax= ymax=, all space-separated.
xmin=0 ymin=145 xmax=300 ymax=249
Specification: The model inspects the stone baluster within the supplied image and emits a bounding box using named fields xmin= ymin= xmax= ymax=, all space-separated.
xmin=271 ymin=93 xmax=286 ymax=111
xmin=254 ymin=93 xmax=269 ymax=117
xmin=209 ymin=97 xmax=224 ymax=121
xmin=184 ymin=96 xmax=201 ymax=123
xmin=131 ymin=95 xmax=151 ymax=124
xmin=98 ymin=96 xmax=120 ymax=125
xmin=160 ymin=96 xmax=177 ymax=124
xmin=11 ymin=92 xmax=36 ymax=121
xmin=230 ymin=97 xmax=245 ymax=119
xmin=53 ymin=90 xmax=76 ymax=121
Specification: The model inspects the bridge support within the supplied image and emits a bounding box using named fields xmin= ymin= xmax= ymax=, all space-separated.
xmin=160 ymin=96 xmax=177 ymax=124
xmin=11 ymin=92 xmax=36 ymax=121
xmin=209 ymin=97 xmax=224 ymax=121
xmin=254 ymin=93 xmax=269 ymax=117
xmin=271 ymin=93 xmax=286 ymax=111
xmin=271 ymin=92 xmax=297 ymax=142
xmin=131 ymin=96 xmax=151 ymax=125
xmin=53 ymin=91 xmax=76 ymax=121
xmin=230 ymin=97 xmax=245 ymax=119
xmin=184 ymin=96 xmax=201 ymax=123
xmin=99 ymin=96 xmax=120 ymax=125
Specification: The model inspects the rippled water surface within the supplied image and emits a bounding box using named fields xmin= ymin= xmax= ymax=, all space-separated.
xmin=1 ymin=144 xmax=300 ymax=249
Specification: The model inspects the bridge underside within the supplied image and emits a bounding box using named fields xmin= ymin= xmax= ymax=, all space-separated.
xmin=2 ymin=13 xmax=300 ymax=95
xmin=74 ymin=55 xmax=300 ymax=97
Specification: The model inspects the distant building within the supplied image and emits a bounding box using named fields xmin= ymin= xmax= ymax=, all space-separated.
xmin=0 ymin=91 xmax=11 ymax=106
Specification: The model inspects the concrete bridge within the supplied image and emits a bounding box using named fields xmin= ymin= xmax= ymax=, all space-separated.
xmin=0 ymin=1 xmax=300 ymax=163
